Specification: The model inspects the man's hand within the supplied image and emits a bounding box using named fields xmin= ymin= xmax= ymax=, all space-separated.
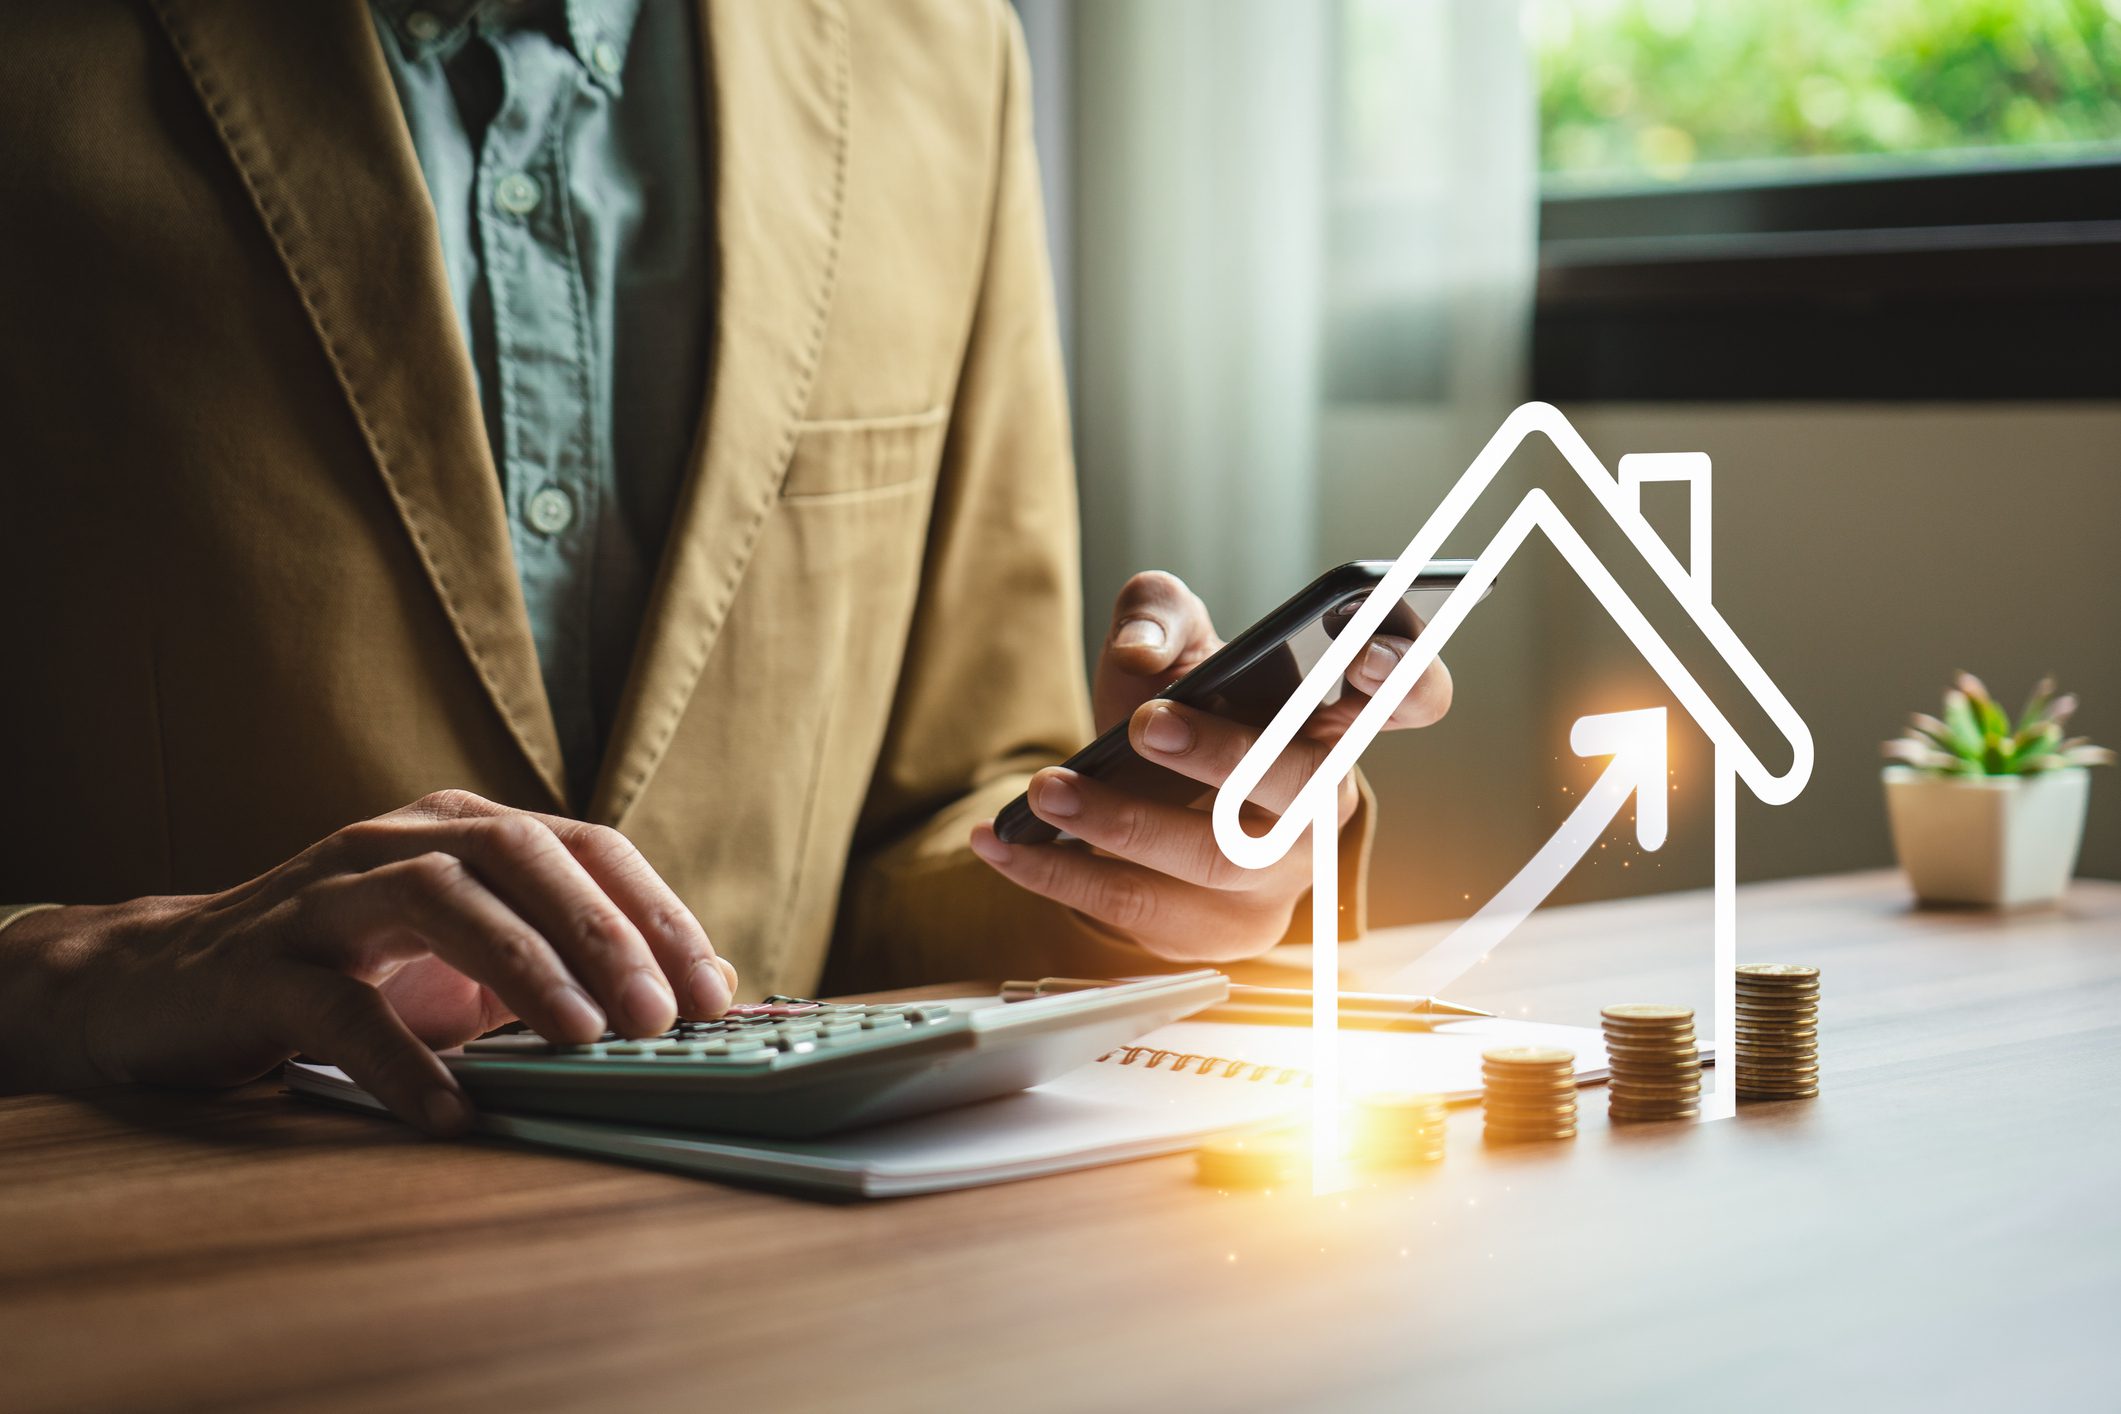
xmin=971 ymin=571 xmax=1450 ymax=963
xmin=0 ymin=790 xmax=736 ymax=1136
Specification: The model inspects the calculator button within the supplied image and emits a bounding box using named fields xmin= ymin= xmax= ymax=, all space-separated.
xmin=862 ymin=1014 xmax=910 ymax=1030
xmin=655 ymin=1042 xmax=707 ymax=1057
xmin=698 ymin=1049 xmax=775 ymax=1067
xmin=909 ymin=1005 xmax=953 ymax=1024
xmin=553 ymin=1043 xmax=608 ymax=1057
xmin=605 ymin=1042 xmax=655 ymax=1055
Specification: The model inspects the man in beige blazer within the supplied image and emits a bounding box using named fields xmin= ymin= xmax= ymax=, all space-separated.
xmin=0 ymin=0 xmax=1447 ymax=1135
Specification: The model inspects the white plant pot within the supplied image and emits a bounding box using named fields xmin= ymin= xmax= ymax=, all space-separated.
xmin=1882 ymin=766 xmax=2090 ymax=908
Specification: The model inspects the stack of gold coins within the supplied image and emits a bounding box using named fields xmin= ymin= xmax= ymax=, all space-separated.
xmin=1736 ymin=964 xmax=1820 ymax=1100
xmin=1349 ymin=1092 xmax=1448 ymax=1168
xmin=1481 ymin=1047 xmax=1578 ymax=1142
xmin=1194 ymin=1130 xmax=1307 ymax=1189
xmin=1600 ymin=1003 xmax=1703 ymax=1123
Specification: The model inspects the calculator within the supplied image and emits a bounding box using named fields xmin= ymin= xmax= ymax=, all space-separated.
xmin=441 ymin=971 xmax=1227 ymax=1139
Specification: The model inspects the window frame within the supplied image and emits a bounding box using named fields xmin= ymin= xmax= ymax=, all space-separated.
xmin=1533 ymin=157 xmax=2121 ymax=402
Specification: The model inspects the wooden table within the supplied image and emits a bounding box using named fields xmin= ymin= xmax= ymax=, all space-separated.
xmin=5 ymin=871 xmax=2119 ymax=1413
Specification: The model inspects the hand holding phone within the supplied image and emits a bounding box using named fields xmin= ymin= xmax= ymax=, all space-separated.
xmin=968 ymin=563 xmax=1470 ymax=964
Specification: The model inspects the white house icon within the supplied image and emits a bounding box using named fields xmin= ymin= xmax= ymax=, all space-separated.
xmin=1211 ymin=401 xmax=1813 ymax=1156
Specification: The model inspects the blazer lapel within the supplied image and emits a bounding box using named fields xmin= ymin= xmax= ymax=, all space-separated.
xmin=591 ymin=0 xmax=851 ymax=826
xmin=149 ymin=0 xmax=570 ymax=809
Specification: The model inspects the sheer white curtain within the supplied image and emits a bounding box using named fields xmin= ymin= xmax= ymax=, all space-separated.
xmin=1040 ymin=0 xmax=1536 ymax=634
xmin=1021 ymin=0 xmax=1539 ymax=924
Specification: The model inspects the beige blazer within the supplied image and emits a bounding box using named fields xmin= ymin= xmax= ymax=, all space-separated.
xmin=0 ymin=0 xmax=1368 ymax=994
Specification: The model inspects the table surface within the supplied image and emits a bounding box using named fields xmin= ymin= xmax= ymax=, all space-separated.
xmin=5 ymin=870 xmax=2119 ymax=1414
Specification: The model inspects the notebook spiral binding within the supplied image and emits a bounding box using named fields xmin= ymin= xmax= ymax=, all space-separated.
xmin=1097 ymin=1045 xmax=1311 ymax=1087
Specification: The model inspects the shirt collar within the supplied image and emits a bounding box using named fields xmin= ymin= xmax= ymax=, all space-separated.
xmin=373 ymin=0 xmax=642 ymax=92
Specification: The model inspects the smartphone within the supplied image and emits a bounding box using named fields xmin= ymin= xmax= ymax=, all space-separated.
xmin=994 ymin=559 xmax=1482 ymax=845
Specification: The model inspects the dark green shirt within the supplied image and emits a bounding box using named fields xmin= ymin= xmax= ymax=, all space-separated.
xmin=371 ymin=0 xmax=714 ymax=804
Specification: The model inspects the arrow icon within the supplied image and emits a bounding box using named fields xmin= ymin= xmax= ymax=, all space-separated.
xmin=1386 ymin=707 xmax=1668 ymax=997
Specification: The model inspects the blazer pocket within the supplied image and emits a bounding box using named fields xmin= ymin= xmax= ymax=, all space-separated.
xmin=780 ymin=406 xmax=949 ymax=502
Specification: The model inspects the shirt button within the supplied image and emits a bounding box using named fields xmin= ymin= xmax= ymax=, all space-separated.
xmin=591 ymin=40 xmax=623 ymax=76
xmin=494 ymin=171 xmax=542 ymax=217
xmin=526 ymin=486 xmax=575 ymax=536
xmin=405 ymin=10 xmax=443 ymax=42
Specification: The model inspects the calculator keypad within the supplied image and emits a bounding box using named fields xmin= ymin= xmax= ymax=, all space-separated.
xmin=459 ymin=996 xmax=955 ymax=1065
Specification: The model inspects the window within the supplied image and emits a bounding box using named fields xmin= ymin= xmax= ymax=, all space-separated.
xmin=1533 ymin=0 xmax=2121 ymax=400
xmin=1538 ymin=0 xmax=2121 ymax=189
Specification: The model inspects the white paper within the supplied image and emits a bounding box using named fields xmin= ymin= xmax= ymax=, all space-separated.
xmin=284 ymin=1016 xmax=1622 ymax=1198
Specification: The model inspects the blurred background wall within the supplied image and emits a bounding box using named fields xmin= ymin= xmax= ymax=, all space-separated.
xmin=1016 ymin=0 xmax=2121 ymax=925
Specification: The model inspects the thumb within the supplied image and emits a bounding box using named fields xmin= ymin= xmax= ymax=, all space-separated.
xmin=1106 ymin=570 xmax=1215 ymax=677
xmin=279 ymin=968 xmax=474 ymax=1138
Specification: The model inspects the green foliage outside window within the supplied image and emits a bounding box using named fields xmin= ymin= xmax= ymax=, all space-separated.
xmin=1537 ymin=0 xmax=2121 ymax=187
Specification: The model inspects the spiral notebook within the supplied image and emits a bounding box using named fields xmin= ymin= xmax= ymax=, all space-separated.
xmin=286 ymin=1014 xmax=1617 ymax=1198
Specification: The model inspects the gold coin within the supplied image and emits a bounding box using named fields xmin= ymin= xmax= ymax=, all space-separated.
xmin=1601 ymin=1003 xmax=1694 ymax=1023
xmin=1484 ymin=1126 xmax=1577 ymax=1143
xmin=1603 ymin=1044 xmax=1702 ymax=1062
xmin=1601 ymin=1032 xmax=1700 ymax=1049
xmin=1482 ymin=1046 xmax=1577 ymax=1067
xmin=1607 ymin=1075 xmax=1703 ymax=1092
xmin=1739 ymin=1088 xmax=1819 ymax=1100
xmin=1610 ymin=1077 xmax=1700 ymax=1090
xmin=1608 ymin=1072 xmax=1703 ymax=1088
xmin=1484 ymin=1093 xmax=1586 ymax=1119
xmin=1194 ymin=1133 xmax=1307 ymax=1189
xmin=1737 ymin=964 xmax=1819 ymax=981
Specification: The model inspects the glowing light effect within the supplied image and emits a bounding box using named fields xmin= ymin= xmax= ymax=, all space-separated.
xmin=1209 ymin=402 xmax=1813 ymax=1164
xmin=1309 ymin=785 xmax=1348 ymax=1192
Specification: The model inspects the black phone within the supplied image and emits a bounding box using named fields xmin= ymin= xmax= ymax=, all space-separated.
xmin=993 ymin=559 xmax=1481 ymax=845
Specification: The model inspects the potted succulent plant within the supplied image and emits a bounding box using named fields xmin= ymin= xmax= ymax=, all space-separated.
xmin=1882 ymin=674 xmax=2113 ymax=908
